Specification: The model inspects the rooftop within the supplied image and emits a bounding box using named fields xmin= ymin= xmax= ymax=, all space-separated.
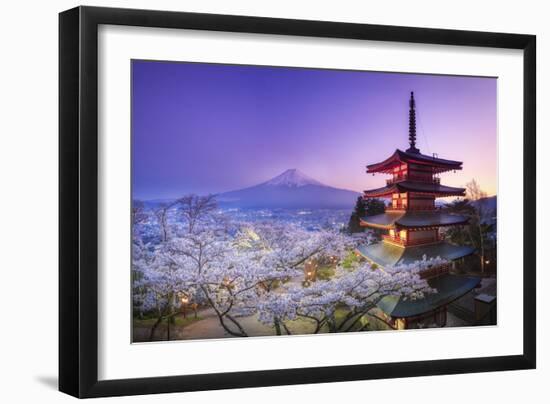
xmin=356 ymin=241 xmax=475 ymax=267
xmin=360 ymin=211 xmax=469 ymax=229
xmin=363 ymin=180 xmax=466 ymax=198
xmin=377 ymin=274 xmax=481 ymax=318
xmin=367 ymin=149 xmax=463 ymax=174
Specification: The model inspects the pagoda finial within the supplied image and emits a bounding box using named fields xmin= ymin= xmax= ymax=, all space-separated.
xmin=407 ymin=91 xmax=420 ymax=154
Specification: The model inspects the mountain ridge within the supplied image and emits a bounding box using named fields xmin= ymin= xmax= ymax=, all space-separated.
xmin=217 ymin=169 xmax=359 ymax=209
xmin=260 ymin=168 xmax=324 ymax=188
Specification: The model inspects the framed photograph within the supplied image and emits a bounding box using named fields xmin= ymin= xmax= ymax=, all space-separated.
xmin=59 ymin=6 xmax=536 ymax=398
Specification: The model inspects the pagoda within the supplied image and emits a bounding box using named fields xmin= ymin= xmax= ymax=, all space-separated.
xmin=357 ymin=92 xmax=480 ymax=329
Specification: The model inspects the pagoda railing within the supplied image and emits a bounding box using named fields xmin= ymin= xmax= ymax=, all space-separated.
xmin=382 ymin=234 xmax=440 ymax=247
xmin=419 ymin=263 xmax=450 ymax=279
xmin=382 ymin=235 xmax=404 ymax=245
xmin=386 ymin=174 xmax=440 ymax=186
xmin=385 ymin=205 xmax=436 ymax=212
xmin=385 ymin=206 xmax=407 ymax=212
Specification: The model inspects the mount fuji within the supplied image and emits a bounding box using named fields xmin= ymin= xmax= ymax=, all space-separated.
xmin=217 ymin=169 xmax=360 ymax=209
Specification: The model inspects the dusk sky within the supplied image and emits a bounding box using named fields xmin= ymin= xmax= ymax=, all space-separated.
xmin=132 ymin=60 xmax=497 ymax=200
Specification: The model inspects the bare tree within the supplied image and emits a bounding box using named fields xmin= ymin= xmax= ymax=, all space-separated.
xmin=176 ymin=194 xmax=218 ymax=233
xmin=149 ymin=201 xmax=178 ymax=338
xmin=155 ymin=202 xmax=176 ymax=243
xmin=132 ymin=200 xmax=147 ymax=235
xmin=466 ymin=179 xmax=489 ymax=273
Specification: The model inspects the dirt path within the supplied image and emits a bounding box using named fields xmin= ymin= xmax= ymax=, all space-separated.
xmin=133 ymin=308 xmax=278 ymax=342
xmin=178 ymin=309 xmax=276 ymax=340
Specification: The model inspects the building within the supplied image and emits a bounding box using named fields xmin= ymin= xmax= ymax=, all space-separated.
xmin=358 ymin=92 xmax=480 ymax=329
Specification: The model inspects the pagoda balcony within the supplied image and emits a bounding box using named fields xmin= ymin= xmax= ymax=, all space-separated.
xmin=386 ymin=174 xmax=440 ymax=186
xmin=382 ymin=234 xmax=441 ymax=247
xmin=385 ymin=205 xmax=436 ymax=212
xmin=419 ymin=263 xmax=451 ymax=280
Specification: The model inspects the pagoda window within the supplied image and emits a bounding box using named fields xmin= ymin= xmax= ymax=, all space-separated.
xmin=399 ymin=229 xmax=407 ymax=241
xmin=395 ymin=318 xmax=406 ymax=330
xmin=392 ymin=193 xmax=399 ymax=209
xmin=391 ymin=192 xmax=408 ymax=209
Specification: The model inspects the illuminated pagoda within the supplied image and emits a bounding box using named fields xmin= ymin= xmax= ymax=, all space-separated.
xmin=358 ymin=92 xmax=480 ymax=329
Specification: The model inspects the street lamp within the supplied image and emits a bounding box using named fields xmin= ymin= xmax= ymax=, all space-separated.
xmin=180 ymin=295 xmax=189 ymax=318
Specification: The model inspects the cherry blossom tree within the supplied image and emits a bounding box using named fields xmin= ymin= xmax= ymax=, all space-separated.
xmin=132 ymin=194 xmax=437 ymax=339
xmin=231 ymin=222 xmax=352 ymax=334
xmin=255 ymin=258 xmax=437 ymax=334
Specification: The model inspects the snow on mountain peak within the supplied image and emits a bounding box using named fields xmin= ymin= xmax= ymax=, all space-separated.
xmin=263 ymin=169 xmax=325 ymax=187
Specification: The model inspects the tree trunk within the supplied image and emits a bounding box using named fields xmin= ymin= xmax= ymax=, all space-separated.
xmin=149 ymin=316 xmax=163 ymax=341
xmin=215 ymin=314 xmax=247 ymax=337
xmin=226 ymin=314 xmax=248 ymax=337
xmin=327 ymin=314 xmax=337 ymax=333
xmin=274 ymin=318 xmax=282 ymax=336
xmin=480 ymin=237 xmax=485 ymax=273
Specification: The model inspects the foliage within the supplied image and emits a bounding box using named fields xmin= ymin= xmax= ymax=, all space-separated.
xmin=443 ymin=179 xmax=496 ymax=272
xmin=348 ymin=197 xmax=385 ymax=233
xmin=364 ymin=197 xmax=386 ymax=216
xmin=341 ymin=250 xmax=361 ymax=269
xmin=316 ymin=266 xmax=335 ymax=280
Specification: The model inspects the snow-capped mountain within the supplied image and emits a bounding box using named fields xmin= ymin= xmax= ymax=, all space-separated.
xmin=218 ymin=169 xmax=360 ymax=209
xmin=262 ymin=169 xmax=324 ymax=187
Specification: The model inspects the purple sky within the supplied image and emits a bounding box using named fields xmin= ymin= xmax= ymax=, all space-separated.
xmin=132 ymin=60 xmax=497 ymax=200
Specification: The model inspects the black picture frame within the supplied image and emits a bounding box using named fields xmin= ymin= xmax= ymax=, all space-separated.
xmin=59 ymin=5 xmax=536 ymax=398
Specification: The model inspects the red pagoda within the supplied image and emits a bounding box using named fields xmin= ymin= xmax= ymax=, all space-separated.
xmin=358 ymin=92 xmax=480 ymax=329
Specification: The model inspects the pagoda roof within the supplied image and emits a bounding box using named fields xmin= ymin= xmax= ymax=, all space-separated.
xmin=356 ymin=241 xmax=475 ymax=268
xmin=363 ymin=181 xmax=465 ymax=198
xmin=377 ymin=274 xmax=481 ymax=318
xmin=360 ymin=211 xmax=469 ymax=229
xmin=360 ymin=211 xmax=405 ymax=229
xmin=367 ymin=149 xmax=463 ymax=174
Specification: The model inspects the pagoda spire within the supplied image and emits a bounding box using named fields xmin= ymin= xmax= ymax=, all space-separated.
xmin=406 ymin=91 xmax=420 ymax=154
